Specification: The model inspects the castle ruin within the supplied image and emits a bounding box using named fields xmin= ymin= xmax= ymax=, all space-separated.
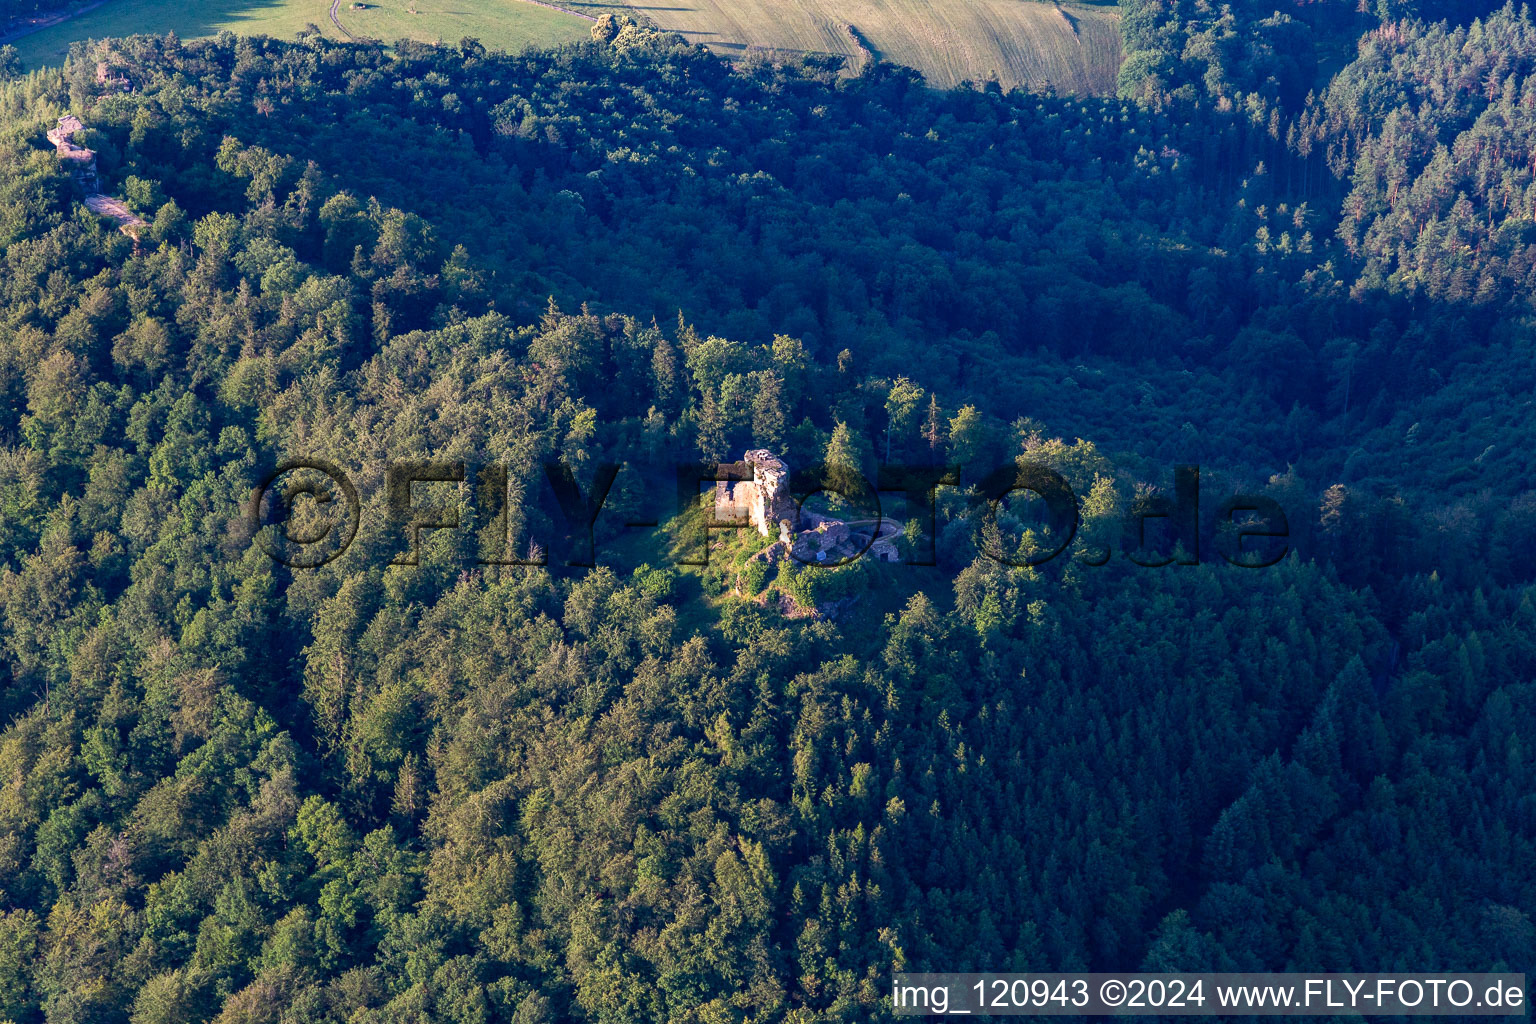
xmin=47 ymin=116 xmax=98 ymax=193
xmin=96 ymin=62 xmax=132 ymax=92
xmin=714 ymin=449 xmax=902 ymax=564
xmin=714 ymin=449 xmax=795 ymax=541
xmin=44 ymin=116 xmax=145 ymax=239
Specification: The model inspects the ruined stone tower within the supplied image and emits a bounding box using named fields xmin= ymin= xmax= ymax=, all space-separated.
xmin=715 ymin=450 xmax=794 ymax=540
xmin=742 ymin=450 xmax=792 ymax=538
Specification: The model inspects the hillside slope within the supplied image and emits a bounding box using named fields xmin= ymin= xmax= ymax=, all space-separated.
xmin=2 ymin=18 xmax=1536 ymax=1024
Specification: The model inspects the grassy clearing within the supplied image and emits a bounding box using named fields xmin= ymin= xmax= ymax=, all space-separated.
xmin=612 ymin=0 xmax=1122 ymax=94
xmin=337 ymin=0 xmax=595 ymax=50
xmin=13 ymin=0 xmax=595 ymax=69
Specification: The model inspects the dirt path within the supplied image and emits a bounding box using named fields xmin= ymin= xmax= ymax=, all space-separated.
xmin=328 ymin=0 xmax=356 ymax=39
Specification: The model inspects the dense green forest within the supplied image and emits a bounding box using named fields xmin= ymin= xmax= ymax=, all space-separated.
xmin=0 ymin=6 xmax=1534 ymax=1023
xmin=1113 ymin=0 xmax=1510 ymax=104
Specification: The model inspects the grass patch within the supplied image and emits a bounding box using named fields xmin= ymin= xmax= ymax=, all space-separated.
xmin=12 ymin=0 xmax=596 ymax=69
xmin=556 ymin=489 xmax=944 ymax=648
xmin=338 ymin=0 xmax=593 ymax=50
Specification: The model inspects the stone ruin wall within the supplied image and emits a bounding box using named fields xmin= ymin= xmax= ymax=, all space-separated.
xmin=717 ymin=450 xmax=902 ymax=564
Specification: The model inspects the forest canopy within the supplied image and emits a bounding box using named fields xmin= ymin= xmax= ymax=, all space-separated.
xmin=0 ymin=7 xmax=1532 ymax=1023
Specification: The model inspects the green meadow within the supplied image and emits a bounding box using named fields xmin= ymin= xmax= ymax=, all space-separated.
xmin=12 ymin=0 xmax=596 ymax=68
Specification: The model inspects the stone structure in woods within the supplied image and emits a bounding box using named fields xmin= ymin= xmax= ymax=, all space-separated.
xmin=714 ymin=450 xmax=795 ymax=541
xmin=96 ymin=61 xmax=132 ymax=91
xmin=714 ymin=449 xmax=903 ymax=564
xmin=44 ymin=116 xmax=145 ymax=239
xmin=47 ymin=115 xmax=98 ymax=192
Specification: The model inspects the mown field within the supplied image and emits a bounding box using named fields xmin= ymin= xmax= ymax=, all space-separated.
xmin=612 ymin=0 xmax=1123 ymax=94
xmin=11 ymin=0 xmax=596 ymax=68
